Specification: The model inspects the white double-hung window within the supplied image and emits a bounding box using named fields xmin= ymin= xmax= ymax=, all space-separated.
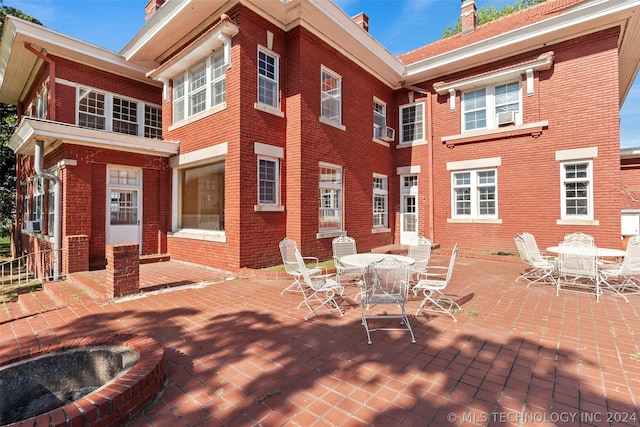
xmin=399 ymin=102 xmax=425 ymax=144
xmin=319 ymin=163 xmax=342 ymax=231
xmin=561 ymin=161 xmax=593 ymax=220
xmin=258 ymin=157 xmax=279 ymax=206
xmin=452 ymin=169 xmax=497 ymax=219
xmin=462 ymin=81 xmax=521 ymax=132
xmin=172 ymin=51 xmax=226 ymax=123
xmin=373 ymin=175 xmax=388 ymax=228
xmin=373 ymin=99 xmax=387 ymax=139
xmin=258 ymin=48 xmax=279 ymax=109
xmin=320 ymin=66 xmax=342 ymax=124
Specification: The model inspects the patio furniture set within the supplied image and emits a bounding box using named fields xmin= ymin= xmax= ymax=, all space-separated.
xmin=278 ymin=236 xmax=460 ymax=344
xmin=515 ymin=231 xmax=640 ymax=302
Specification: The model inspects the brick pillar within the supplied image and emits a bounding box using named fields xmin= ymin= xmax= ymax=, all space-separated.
xmin=64 ymin=235 xmax=89 ymax=274
xmin=106 ymin=244 xmax=140 ymax=298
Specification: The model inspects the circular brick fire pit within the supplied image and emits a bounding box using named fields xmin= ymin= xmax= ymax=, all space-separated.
xmin=0 ymin=335 xmax=164 ymax=427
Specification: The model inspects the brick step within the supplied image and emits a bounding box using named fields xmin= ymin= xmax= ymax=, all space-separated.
xmin=0 ymin=301 xmax=21 ymax=321
xmin=43 ymin=279 xmax=101 ymax=307
xmin=18 ymin=290 xmax=59 ymax=314
xmin=66 ymin=271 xmax=110 ymax=300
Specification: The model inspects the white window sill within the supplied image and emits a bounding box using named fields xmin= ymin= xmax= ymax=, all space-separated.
xmin=442 ymin=120 xmax=549 ymax=147
xmin=372 ymin=227 xmax=391 ymax=234
xmin=254 ymin=103 xmax=284 ymax=118
xmin=372 ymin=138 xmax=390 ymax=148
xmin=556 ymin=219 xmax=599 ymax=226
xmin=254 ymin=205 xmax=285 ymax=212
xmin=397 ymin=139 xmax=428 ymax=149
xmin=316 ymin=230 xmax=345 ymax=239
xmin=318 ymin=116 xmax=346 ymax=131
xmin=169 ymin=230 xmax=227 ymax=243
xmin=169 ymin=103 xmax=228 ymax=131
xmin=447 ymin=218 xmax=502 ymax=224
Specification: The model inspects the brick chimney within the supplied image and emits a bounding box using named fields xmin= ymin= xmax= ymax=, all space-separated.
xmin=353 ymin=12 xmax=369 ymax=32
xmin=461 ymin=0 xmax=477 ymax=34
xmin=145 ymin=0 xmax=166 ymax=20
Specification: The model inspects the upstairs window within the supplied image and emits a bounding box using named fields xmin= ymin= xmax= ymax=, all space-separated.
xmin=172 ymin=51 xmax=226 ymax=123
xmin=258 ymin=48 xmax=279 ymax=109
xmin=320 ymin=67 xmax=342 ymax=124
xmin=462 ymin=81 xmax=521 ymax=132
xmin=77 ymin=87 xmax=162 ymax=138
xmin=373 ymin=99 xmax=387 ymax=139
xmin=400 ymin=102 xmax=425 ymax=144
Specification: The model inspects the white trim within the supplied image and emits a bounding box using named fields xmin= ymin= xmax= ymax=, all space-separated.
xmin=254 ymin=142 xmax=283 ymax=158
xmin=397 ymin=165 xmax=421 ymax=175
xmin=447 ymin=157 xmax=501 ymax=171
xmin=555 ymin=146 xmax=598 ymax=161
xmin=168 ymin=102 xmax=228 ymax=131
xmin=559 ymin=159 xmax=594 ymax=221
xmin=169 ymin=143 xmax=228 ymax=168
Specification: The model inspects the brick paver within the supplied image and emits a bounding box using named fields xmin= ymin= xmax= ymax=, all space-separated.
xmin=1 ymin=254 xmax=639 ymax=426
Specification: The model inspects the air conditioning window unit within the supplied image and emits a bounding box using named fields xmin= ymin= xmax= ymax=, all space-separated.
xmin=381 ymin=127 xmax=395 ymax=141
xmin=497 ymin=111 xmax=516 ymax=126
xmin=25 ymin=220 xmax=41 ymax=233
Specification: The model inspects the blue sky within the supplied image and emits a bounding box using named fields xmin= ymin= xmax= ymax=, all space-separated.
xmin=7 ymin=0 xmax=640 ymax=148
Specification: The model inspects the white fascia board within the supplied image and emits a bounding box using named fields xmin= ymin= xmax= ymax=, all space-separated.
xmin=10 ymin=118 xmax=179 ymax=157
xmin=405 ymin=0 xmax=640 ymax=83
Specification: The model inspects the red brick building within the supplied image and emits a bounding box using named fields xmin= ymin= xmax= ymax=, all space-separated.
xmin=1 ymin=0 xmax=639 ymax=273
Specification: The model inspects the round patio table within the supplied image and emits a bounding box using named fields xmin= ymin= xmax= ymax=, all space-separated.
xmin=340 ymin=253 xmax=415 ymax=267
xmin=546 ymin=246 xmax=626 ymax=258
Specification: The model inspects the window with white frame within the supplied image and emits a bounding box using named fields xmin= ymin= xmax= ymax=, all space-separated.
xmin=462 ymin=81 xmax=521 ymax=132
xmin=400 ymin=102 xmax=425 ymax=143
xmin=258 ymin=157 xmax=279 ymax=205
xmin=373 ymin=99 xmax=387 ymax=139
xmin=35 ymin=87 xmax=47 ymax=119
xmin=258 ymin=48 xmax=278 ymax=108
xmin=320 ymin=67 xmax=342 ymax=123
xmin=319 ymin=164 xmax=342 ymax=231
xmin=452 ymin=169 xmax=497 ymax=218
xmin=33 ymin=177 xmax=44 ymax=223
xmin=179 ymin=162 xmax=225 ymax=231
xmin=47 ymin=170 xmax=58 ymax=236
xmin=373 ymin=175 xmax=388 ymax=228
xmin=561 ymin=161 xmax=593 ymax=219
xmin=172 ymin=51 xmax=226 ymax=123
xmin=77 ymin=87 xmax=162 ymax=138
xmin=22 ymin=182 xmax=29 ymax=225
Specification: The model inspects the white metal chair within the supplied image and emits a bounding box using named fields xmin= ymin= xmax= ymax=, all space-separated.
xmin=408 ymin=236 xmax=432 ymax=280
xmin=413 ymin=243 xmax=460 ymax=321
xmin=332 ymin=235 xmax=365 ymax=284
xmin=294 ymin=248 xmax=344 ymax=321
xmin=361 ymin=257 xmax=415 ymax=344
xmin=556 ymin=240 xmax=600 ymax=301
xmin=563 ymin=232 xmax=595 ymax=245
xmin=514 ymin=232 xmax=556 ymax=287
xmin=279 ymin=238 xmax=322 ymax=295
xmin=599 ymin=235 xmax=640 ymax=302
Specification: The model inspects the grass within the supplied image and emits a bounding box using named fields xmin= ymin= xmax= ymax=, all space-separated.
xmin=0 ymin=236 xmax=10 ymax=261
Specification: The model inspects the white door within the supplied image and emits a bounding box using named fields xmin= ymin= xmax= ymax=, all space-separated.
xmin=400 ymin=175 xmax=418 ymax=245
xmin=107 ymin=168 xmax=141 ymax=249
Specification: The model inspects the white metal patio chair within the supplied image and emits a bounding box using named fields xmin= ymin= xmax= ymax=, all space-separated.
xmin=599 ymin=235 xmax=640 ymax=302
xmin=413 ymin=243 xmax=460 ymax=321
xmin=563 ymin=232 xmax=595 ymax=245
xmin=332 ymin=235 xmax=365 ymax=284
xmin=279 ymin=238 xmax=322 ymax=295
xmin=408 ymin=236 xmax=432 ymax=281
xmin=556 ymin=240 xmax=600 ymax=301
xmin=294 ymin=248 xmax=344 ymax=321
xmin=361 ymin=257 xmax=415 ymax=344
xmin=514 ymin=232 xmax=556 ymax=287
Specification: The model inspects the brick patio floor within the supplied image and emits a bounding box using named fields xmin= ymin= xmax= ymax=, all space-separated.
xmin=1 ymin=253 xmax=639 ymax=426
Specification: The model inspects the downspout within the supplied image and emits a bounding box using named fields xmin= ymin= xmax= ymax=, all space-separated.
xmin=427 ymin=93 xmax=435 ymax=243
xmin=24 ymin=43 xmax=56 ymax=121
xmin=34 ymin=140 xmax=61 ymax=280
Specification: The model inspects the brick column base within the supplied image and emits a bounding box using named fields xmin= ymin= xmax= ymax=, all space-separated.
xmin=64 ymin=235 xmax=89 ymax=274
xmin=106 ymin=244 xmax=140 ymax=298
